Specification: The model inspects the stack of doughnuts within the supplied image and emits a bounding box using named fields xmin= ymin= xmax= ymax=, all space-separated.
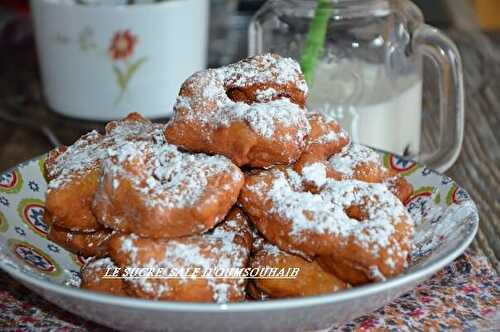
xmin=44 ymin=54 xmax=414 ymax=302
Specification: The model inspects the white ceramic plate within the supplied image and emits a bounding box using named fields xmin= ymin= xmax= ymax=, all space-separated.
xmin=0 ymin=153 xmax=478 ymax=332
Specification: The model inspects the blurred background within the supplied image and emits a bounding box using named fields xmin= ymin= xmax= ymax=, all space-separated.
xmin=0 ymin=0 xmax=498 ymax=168
xmin=4 ymin=0 xmax=494 ymax=67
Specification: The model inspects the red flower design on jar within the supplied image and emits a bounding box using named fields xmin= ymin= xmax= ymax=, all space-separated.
xmin=109 ymin=30 xmax=138 ymax=60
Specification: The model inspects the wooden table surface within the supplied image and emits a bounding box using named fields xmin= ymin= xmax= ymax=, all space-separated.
xmin=444 ymin=30 xmax=500 ymax=273
xmin=0 ymin=28 xmax=499 ymax=273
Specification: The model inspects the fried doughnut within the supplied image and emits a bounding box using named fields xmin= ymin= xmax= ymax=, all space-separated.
xmin=294 ymin=113 xmax=350 ymax=172
xmin=47 ymin=225 xmax=112 ymax=257
xmin=316 ymin=255 xmax=377 ymax=286
xmin=44 ymin=145 xmax=67 ymax=182
xmin=327 ymin=143 xmax=413 ymax=203
xmin=246 ymin=229 xmax=269 ymax=300
xmin=45 ymin=131 xmax=104 ymax=232
xmin=293 ymin=113 xmax=350 ymax=192
xmin=81 ymin=257 xmax=127 ymax=296
xmin=328 ymin=143 xmax=389 ymax=183
xmin=250 ymin=228 xmax=266 ymax=254
xmin=43 ymin=208 xmax=54 ymax=227
xmin=295 ymin=141 xmax=412 ymax=203
xmin=249 ymin=241 xmax=347 ymax=299
xmin=44 ymin=113 xmax=165 ymax=232
xmin=239 ymin=167 xmax=413 ymax=284
xmin=107 ymin=208 xmax=252 ymax=303
xmin=246 ymin=280 xmax=269 ymax=301
xmin=93 ymin=138 xmax=243 ymax=238
xmin=386 ymin=175 xmax=413 ymax=204
xmin=165 ymin=54 xmax=311 ymax=167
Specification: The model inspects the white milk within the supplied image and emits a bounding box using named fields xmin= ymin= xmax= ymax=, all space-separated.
xmin=308 ymin=60 xmax=422 ymax=157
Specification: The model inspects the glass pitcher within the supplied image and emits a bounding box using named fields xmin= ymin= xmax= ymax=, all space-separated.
xmin=249 ymin=0 xmax=464 ymax=172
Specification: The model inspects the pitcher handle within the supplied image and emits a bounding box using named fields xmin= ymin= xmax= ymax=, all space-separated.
xmin=411 ymin=24 xmax=465 ymax=172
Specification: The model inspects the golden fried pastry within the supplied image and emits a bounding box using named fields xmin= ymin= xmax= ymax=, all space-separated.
xmin=44 ymin=145 xmax=66 ymax=182
xmin=293 ymin=113 xmax=350 ymax=192
xmin=44 ymin=113 xmax=165 ymax=232
xmin=81 ymin=257 xmax=127 ymax=296
xmin=47 ymin=225 xmax=112 ymax=257
xmin=327 ymin=143 xmax=413 ymax=203
xmin=45 ymin=131 xmax=104 ymax=232
xmin=294 ymin=113 xmax=349 ymax=173
xmin=43 ymin=51 xmax=417 ymax=299
xmin=328 ymin=143 xmax=389 ymax=183
xmin=246 ymin=280 xmax=269 ymax=301
xmin=239 ymin=166 xmax=413 ymax=284
xmin=290 ymin=116 xmax=411 ymax=204
xmin=386 ymin=175 xmax=413 ymax=204
xmin=164 ymin=54 xmax=311 ymax=168
xmin=316 ymin=256 xmax=375 ymax=286
xmin=43 ymin=208 xmax=54 ymax=227
xmin=222 ymin=54 xmax=308 ymax=108
xmin=250 ymin=242 xmax=347 ymax=299
xmin=250 ymin=228 xmax=266 ymax=254
xmin=295 ymin=142 xmax=412 ymax=203
xmin=105 ymin=112 xmax=154 ymax=134
xmin=107 ymin=208 xmax=252 ymax=303
xmin=93 ymin=139 xmax=243 ymax=238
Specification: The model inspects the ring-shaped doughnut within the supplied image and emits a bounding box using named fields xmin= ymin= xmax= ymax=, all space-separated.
xmin=93 ymin=139 xmax=243 ymax=238
xmin=107 ymin=208 xmax=252 ymax=303
xmin=239 ymin=167 xmax=413 ymax=284
xmin=44 ymin=113 xmax=165 ymax=232
xmin=47 ymin=225 xmax=112 ymax=258
xmin=81 ymin=257 xmax=127 ymax=296
xmin=249 ymin=241 xmax=347 ymax=298
xmin=165 ymin=54 xmax=311 ymax=167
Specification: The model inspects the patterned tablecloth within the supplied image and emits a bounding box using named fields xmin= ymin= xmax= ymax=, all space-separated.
xmin=0 ymin=250 xmax=498 ymax=332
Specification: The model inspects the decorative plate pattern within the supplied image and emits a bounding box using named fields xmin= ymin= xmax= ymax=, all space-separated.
xmin=0 ymin=153 xmax=482 ymax=331
xmin=383 ymin=154 xmax=419 ymax=176
xmin=0 ymin=169 xmax=23 ymax=194
xmin=0 ymin=157 xmax=77 ymax=286
xmin=18 ymin=199 xmax=48 ymax=237
xmin=8 ymin=239 xmax=61 ymax=276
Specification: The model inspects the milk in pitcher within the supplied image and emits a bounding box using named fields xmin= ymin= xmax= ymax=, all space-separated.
xmin=308 ymin=59 xmax=422 ymax=157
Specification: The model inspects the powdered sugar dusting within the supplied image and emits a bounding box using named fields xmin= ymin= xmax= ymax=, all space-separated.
xmin=320 ymin=179 xmax=411 ymax=253
xmin=308 ymin=113 xmax=349 ymax=145
xmin=81 ymin=257 xmax=118 ymax=286
xmin=102 ymin=141 xmax=241 ymax=209
xmin=46 ymin=131 xmax=103 ymax=190
xmin=117 ymin=219 xmax=250 ymax=303
xmin=245 ymin=166 xmax=413 ymax=261
xmin=46 ymin=118 xmax=166 ymax=190
xmin=302 ymin=162 xmax=328 ymax=188
xmin=328 ymin=143 xmax=380 ymax=176
xmin=120 ymin=234 xmax=139 ymax=262
xmin=220 ymin=53 xmax=308 ymax=94
xmin=84 ymin=256 xmax=116 ymax=270
xmin=170 ymin=54 xmax=310 ymax=144
xmin=179 ymin=94 xmax=309 ymax=143
xmin=261 ymin=242 xmax=283 ymax=257
xmin=255 ymin=87 xmax=277 ymax=102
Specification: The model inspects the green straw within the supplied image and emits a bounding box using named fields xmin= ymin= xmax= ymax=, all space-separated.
xmin=300 ymin=0 xmax=333 ymax=87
